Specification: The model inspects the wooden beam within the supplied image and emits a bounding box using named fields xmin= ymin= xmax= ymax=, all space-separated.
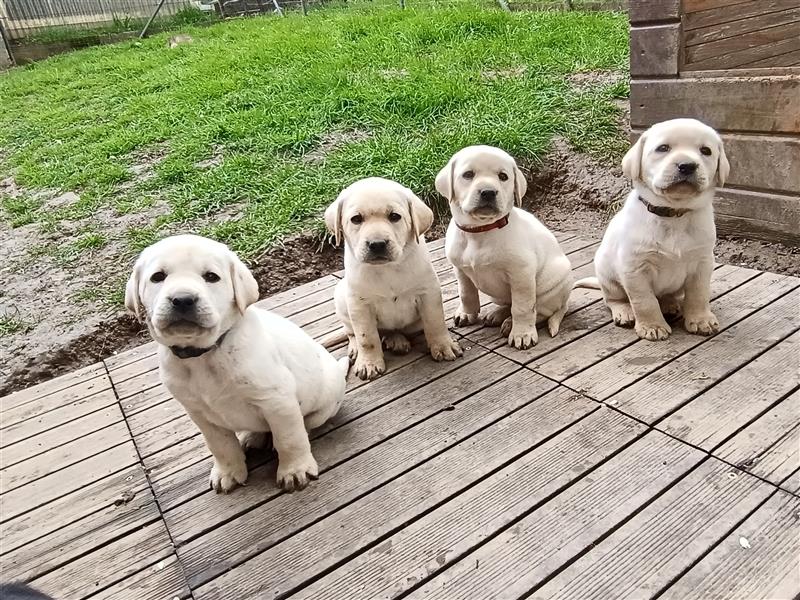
xmin=630 ymin=24 xmax=680 ymax=76
xmin=715 ymin=188 xmax=800 ymax=246
xmin=629 ymin=0 xmax=680 ymax=23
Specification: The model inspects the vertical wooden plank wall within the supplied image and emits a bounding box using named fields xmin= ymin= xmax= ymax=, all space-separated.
xmin=629 ymin=0 xmax=800 ymax=246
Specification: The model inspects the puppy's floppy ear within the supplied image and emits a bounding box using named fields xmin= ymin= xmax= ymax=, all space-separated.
xmin=513 ymin=164 xmax=527 ymax=207
xmin=404 ymin=188 xmax=434 ymax=243
xmin=228 ymin=251 xmax=259 ymax=314
xmin=324 ymin=190 xmax=347 ymax=247
xmin=622 ymin=132 xmax=646 ymax=181
xmin=124 ymin=255 xmax=145 ymax=322
xmin=435 ymin=157 xmax=456 ymax=202
xmin=715 ymin=138 xmax=730 ymax=187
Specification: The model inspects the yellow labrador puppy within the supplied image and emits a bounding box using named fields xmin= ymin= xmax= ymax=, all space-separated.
xmin=575 ymin=118 xmax=729 ymax=341
xmin=324 ymin=177 xmax=462 ymax=380
xmin=436 ymin=145 xmax=573 ymax=350
xmin=125 ymin=235 xmax=349 ymax=493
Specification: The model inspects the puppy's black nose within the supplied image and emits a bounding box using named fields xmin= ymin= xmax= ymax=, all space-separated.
xmin=677 ymin=162 xmax=698 ymax=175
xmin=171 ymin=295 xmax=197 ymax=313
xmin=367 ymin=240 xmax=388 ymax=254
xmin=480 ymin=189 xmax=497 ymax=202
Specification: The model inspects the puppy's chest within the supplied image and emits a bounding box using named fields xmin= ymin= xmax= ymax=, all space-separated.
xmin=372 ymin=292 xmax=421 ymax=329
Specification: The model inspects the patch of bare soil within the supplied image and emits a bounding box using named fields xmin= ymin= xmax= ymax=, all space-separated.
xmin=304 ymin=130 xmax=372 ymax=164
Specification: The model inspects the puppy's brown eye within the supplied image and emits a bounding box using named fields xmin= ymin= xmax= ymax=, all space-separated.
xmin=150 ymin=271 xmax=166 ymax=283
xmin=203 ymin=272 xmax=220 ymax=283
xmin=388 ymin=212 xmax=402 ymax=223
xmin=350 ymin=214 xmax=363 ymax=225
xmin=656 ymin=144 xmax=670 ymax=153
xmin=498 ymin=172 xmax=509 ymax=182
xmin=463 ymin=171 xmax=475 ymax=180
xmin=700 ymin=146 xmax=712 ymax=156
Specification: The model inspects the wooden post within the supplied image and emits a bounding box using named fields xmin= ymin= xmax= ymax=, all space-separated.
xmin=497 ymin=0 xmax=510 ymax=11
xmin=0 ymin=21 xmax=13 ymax=69
xmin=563 ymin=0 xmax=573 ymax=9
xmin=301 ymin=0 xmax=307 ymax=14
xmin=399 ymin=0 xmax=405 ymax=8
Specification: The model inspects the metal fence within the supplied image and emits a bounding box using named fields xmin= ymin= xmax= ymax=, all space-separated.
xmin=0 ymin=0 xmax=626 ymax=66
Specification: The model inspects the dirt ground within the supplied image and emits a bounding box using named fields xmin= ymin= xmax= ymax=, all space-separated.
xmin=1 ymin=131 xmax=798 ymax=396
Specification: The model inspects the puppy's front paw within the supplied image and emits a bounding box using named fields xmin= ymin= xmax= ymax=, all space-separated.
xmin=277 ymin=453 xmax=319 ymax=492
xmin=453 ymin=308 xmax=480 ymax=328
xmin=210 ymin=459 xmax=248 ymax=494
xmin=635 ymin=321 xmax=672 ymax=341
xmin=354 ymin=355 xmax=385 ymax=380
xmin=508 ymin=325 xmax=538 ymax=350
xmin=430 ymin=337 xmax=463 ymax=361
xmin=685 ymin=312 xmax=719 ymax=336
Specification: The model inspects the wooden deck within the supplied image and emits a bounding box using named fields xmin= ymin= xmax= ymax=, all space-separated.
xmin=2 ymin=233 xmax=799 ymax=600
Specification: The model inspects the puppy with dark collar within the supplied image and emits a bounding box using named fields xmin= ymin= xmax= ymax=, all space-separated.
xmin=575 ymin=118 xmax=730 ymax=341
xmin=125 ymin=235 xmax=349 ymax=493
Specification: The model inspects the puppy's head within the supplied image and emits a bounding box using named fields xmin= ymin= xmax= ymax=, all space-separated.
xmin=623 ymin=118 xmax=729 ymax=203
xmin=435 ymin=145 xmax=526 ymax=223
xmin=324 ymin=177 xmax=433 ymax=265
xmin=125 ymin=234 xmax=259 ymax=348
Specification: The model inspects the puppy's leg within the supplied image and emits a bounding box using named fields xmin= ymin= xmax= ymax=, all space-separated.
xmin=659 ymin=294 xmax=683 ymax=322
xmin=622 ymin=272 xmax=671 ymax=341
xmin=348 ymin=297 xmax=385 ymax=380
xmin=263 ymin=398 xmax=319 ymax=492
xmin=683 ymin=259 xmax=718 ymax=335
xmin=186 ymin=409 xmax=248 ymax=493
xmin=382 ymin=332 xmax=411 ymax=354
xmin=507 ymin=272 xmax=539 ymax=350
xmin=483 ymin=304 xmax=511 ymax=327
xmin=419 ymin=290 xmax=463 ymax=361
xmin=453 ymin=267 xmax=481 ymax=327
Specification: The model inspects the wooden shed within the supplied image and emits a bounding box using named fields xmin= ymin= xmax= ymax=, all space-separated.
xmin=629 ymin=0 xmax=800 ymax=246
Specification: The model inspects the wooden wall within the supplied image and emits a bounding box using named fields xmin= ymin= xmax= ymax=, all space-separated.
xmin=629 ymin=0 xmax=800 ymax=246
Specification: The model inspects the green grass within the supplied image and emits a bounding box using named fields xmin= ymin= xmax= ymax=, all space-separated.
xmin=0 ymin=1 xmax=628 ymax=260
xmin=0 ymin=313 xmax=32 ymax=337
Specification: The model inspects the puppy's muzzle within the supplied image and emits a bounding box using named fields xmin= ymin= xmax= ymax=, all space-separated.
xmin=676 ymin=162 xmax=698 ymax=178
xmin=469 ymin=188 xmax=499 ymax=216
xmin=364 ymin=239 xmax=391 ymax=263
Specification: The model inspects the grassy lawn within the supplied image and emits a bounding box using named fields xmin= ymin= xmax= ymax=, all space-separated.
xmin=0 ymin=0 xmax=628 ymax=268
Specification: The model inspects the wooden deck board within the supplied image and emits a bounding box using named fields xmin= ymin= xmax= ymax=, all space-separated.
xmin=1 ymin=236 xmax=798 ymax=600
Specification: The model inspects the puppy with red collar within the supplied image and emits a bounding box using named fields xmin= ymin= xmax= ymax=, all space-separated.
xmin=436 ymin=145 xmax=573 ymax=350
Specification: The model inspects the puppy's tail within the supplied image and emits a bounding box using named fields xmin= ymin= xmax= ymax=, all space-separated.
xmin=319 ymin=328 xmax=348 ymax=350
xmin=573 ymin=276 xmax=601 ymax=290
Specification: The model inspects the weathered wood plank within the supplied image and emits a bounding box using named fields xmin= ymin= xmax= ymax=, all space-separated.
xmin=562 ymin=276 xmax=799 ymax=399
xmin=685 ymin=6 xmax=800 ymax=47
xmin=400 ymin=432 xmax=704 ymax=600
xmin=657 ymin=334 xmax=799 ymax=448
xmin=745 ymin=45 xmax=800 ymax=68
xmin=629 ymin=0 xmax=680 ymax=23
xmin=0 ymin=441 xmax=140 ymax=522
xmin=91 ymin=553 xmax=191 ymax=600
xmin=1 ymin=420 xmax=130 ymax=494
xmin=119 ymin=384 xmax=172 ymax=418
xmin=684 ymin=0 xmax=800 ymax=31
xmin=256 ymin=274 xmax=339 ymax=311
xmin=683 ymin=0 xmax=753 ymax=13
xmin=1 ymin=487 xmax=159 ymax=582
xmin=528 ymin=458 xmax=772 ymax=600
xmin=661 ymin=490 xmax=800 ymax=600
xmin=715 ymin=188 xmax=800 ymax=246
xmin=0 ymin=386 xmax=119 ymax=448
xmin=166 ymin=349 xmax=511 ymax=546
xmin=531 ymin=264 xmax=758 ymax=383
xmin=29 ymin=520 xmax=174 ymax=600
xmin=0 ymin=463 xmax=149 ymax=556
xmin=630 ymin=24 xmax=680 ymax=76
xmin=108 ymin=353 xmax=159 ymax=386
xmin=190 ymin=383 xmax=592 ymax=598
xmin=293 ymin=410 xmax=653 ymax=600
xmin=1 ymin=402 xmax=123 ymax=468
xmin=133 ymin=413 xmax=198 ymax=459
xmin=104 ymin=341 xmax=156 ymax=372
xmin=630 ymin=77 xmax=800 ymax=134
xmin=687 ymin=28 xmax=800 ymax=71
xmin=715 ymin=390 xmax=800 ymax=487
xmin=0 ymin=362 xmax=105 ymax=413
xmin=1 ymin=375 xmax=113 ymax=432
xmin=717 ymin=134 xmax=800 ymax=195
xmin=126 ymin=397 xmax=186 ymax=439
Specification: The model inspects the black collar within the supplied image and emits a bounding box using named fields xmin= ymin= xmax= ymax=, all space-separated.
xmin=639 ymin=196 xmax=691 ymax=218
xmin=169 ymin=330 xmax=229 ymax=359
xmin=455 ymin=214 xmax=510 ymax=233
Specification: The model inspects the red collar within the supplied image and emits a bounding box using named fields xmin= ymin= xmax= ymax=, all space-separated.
xmin=455 ymin=214 xmax=509 ymax=233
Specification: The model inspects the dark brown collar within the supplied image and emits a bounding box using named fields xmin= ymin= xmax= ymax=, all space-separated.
xmin=455 ymin=214 xmax=509 ymax=233
xmin=639 ymin=196 xmax=691 ymax=218
xmin=169 ymin=330 xmax=229 ymax=359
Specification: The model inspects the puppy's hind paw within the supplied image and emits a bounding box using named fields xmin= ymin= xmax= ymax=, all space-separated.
xmin=382 ymin=332 xmax=411 ymax=355
xmin=354 ymin=356 xmax=385 ymax=380
xmin=453 ymin=310 xmax=480 ymax=328
xmin=277 ymin=454 xmax=319 ymax=492
xmin=430 ymin=337 xmax=463 ymax=361
xmin=237 ymin=431 xmax=269 ymax=451
xmin=500 ymin=316 xmax=513 ymax=338
xmin=610 ymin=303 xmax=635 ymax=328
xmin=635 ymin=322 xmax=672 ymax=341
xmin=685 ymin=312 xmax=719 ymax=336
xmin=210 ymin=460 xmax=248 ymax=494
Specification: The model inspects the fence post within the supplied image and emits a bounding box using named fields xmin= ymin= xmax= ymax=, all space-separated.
xmin=301 ymin=0 xmax=307 ymax=14
xmin=497 ymin=0 xmax=511 ymax=11
xmin=564 ymin=0 xmax=573 ymax=9
xmin=0 ymin=21 xmax=13 ymax=69
xmin=399 ymin=0 xmax=405 ymax=8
